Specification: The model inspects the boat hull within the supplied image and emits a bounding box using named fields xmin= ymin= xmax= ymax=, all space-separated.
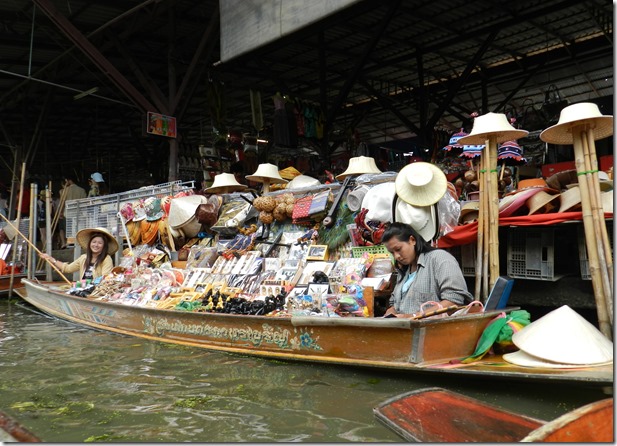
xmin=15 ymin=279 xmax=614 ymax=386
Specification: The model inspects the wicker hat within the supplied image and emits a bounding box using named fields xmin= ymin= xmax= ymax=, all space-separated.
xmin=459 ymin=201 xmax=480 ymax=224
xmin=76 ymin=227 xmax=118 ymax=255
xmin=168 ymin=194 xmax=208 ymax=228
xmin=246 ymin=163 xmax=288 ymax=184
xmin=278 ymin=166 xmax=302 ymax=180
xmin=505 ymin=178 xmax=558 ymax=196
xmin=395 ymin=162 xmax=447 ymax=206
xmin=557 ymin=186 xmax=582 ymax=213
xmin=499 ymin=187 xmax=543 ymax=217
xmin=394 ymin=199 xmax=437 ymax=242
xmin=362 ymin=182 xmax=396 ymax=222
xmin=540 ymin=102 xmax=613 ymax=145
xmin=458 ymin=112 xmax=529 ymax=145
xmin=504 ymin=305 xmax=613 ymax=367
xmin=204 ymin=173 xmax=248 ymax=194
xmin=287 ymin=175 xmax=320 ymax=190
xmin=144 ymin=197 xmax=165 ymax=221
xmin=526 ymin=190 xmax=560 ymax=215
xmin=336 ymin=156 xmax=382 ymax=180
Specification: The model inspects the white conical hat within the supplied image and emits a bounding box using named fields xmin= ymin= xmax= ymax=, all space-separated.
xmin=336 ymin=156 xmax=382 ymax=180
xmin=503 ymin=349 xmax=612 ymax=369
xmin=204 ymin=173 xmax=247 ymax=194
xmin=168 ymin=194 xmax=208 ymax=228
xmin=287 ymin=175 xmax=320 ymax=190
xmin=511 ymin=305 xmax=613 ymax=366
xmin=458 ymin=112 xmax=529 ymax=145
xmin=245 ymin=163 xmax=288 ymax=184
xmin=540 ymin=102 xmax=613 ymax=145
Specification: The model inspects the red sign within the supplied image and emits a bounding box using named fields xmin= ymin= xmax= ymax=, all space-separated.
xmin=147 ymin=112 xmax=177 ymax=138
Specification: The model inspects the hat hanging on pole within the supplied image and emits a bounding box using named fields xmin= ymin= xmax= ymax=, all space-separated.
xmin=246 ymin=163 xmax=287 ymax=193
xmin=395 ymin=161 xmax=447 ymax=206
xmin=442 ymin=128 xmax=468 ymax=152
xmin=540 ymin=102 xmax=613 ymax=145
xmin=497 ymin=140 xmax=527 ymax=165
xmin=336 ymin=156 xmax=382 ymax=180
xmin=458 ymin=112 xmax=529 ymax=145
xmin=204 ymin=173 xmax=248 ymax=194
xmin=459 ymin=144 xmax=484 ymax=159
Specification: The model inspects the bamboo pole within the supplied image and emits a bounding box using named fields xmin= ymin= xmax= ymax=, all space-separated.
xmin=27 ymin=183 xmax=37 ymax=279
xmin=486 ymin=138 xmax=500 ymax=292
xmin=481 ymin=150 xmax=489 ymax=301
xmin=474 ymin=157 xmax=484 ymax=300
xmin=8 ymin=162 xmax=26 ymax=296
xmin=44 ymin=188 xmax=53 ymax=281
xmin=581 ymin=129 xmax=613 ymax=321
xmin=0 ymin=212 xmax=72 ymax=285
xmin=571 ymin=127 xmax=611 ymax=339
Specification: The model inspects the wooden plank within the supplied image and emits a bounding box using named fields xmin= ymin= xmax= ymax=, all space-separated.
xmin=374 ymin=388 xmax=544 ymax=442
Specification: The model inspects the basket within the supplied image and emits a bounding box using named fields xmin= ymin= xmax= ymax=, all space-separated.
xmin=351 ymin=245 xmax=391 ymax=258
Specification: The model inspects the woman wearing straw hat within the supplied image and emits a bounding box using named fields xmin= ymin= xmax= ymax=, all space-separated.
xmin=40 ymin=227 xmax=117 ymax=281
xmin=381 ymin=222 xmax=472 ymax=317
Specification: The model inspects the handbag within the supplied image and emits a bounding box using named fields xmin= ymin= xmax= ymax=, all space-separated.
xmin=292 ymin=195 xmax=313 ymax=224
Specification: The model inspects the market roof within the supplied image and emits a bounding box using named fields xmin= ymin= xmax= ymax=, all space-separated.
xmin=0 ymin=0 xmax=612 ymax=189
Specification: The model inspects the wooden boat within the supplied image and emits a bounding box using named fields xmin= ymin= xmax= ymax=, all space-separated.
xmin=15 ymin=279 xmax=613 ymax=387
xmin=0 ymin=273 xmax=29 ymax=297
xmin=374 ymin=387 xmax=613 ymax=442
xmin=0 ymin=410 xmax=41 ymax=442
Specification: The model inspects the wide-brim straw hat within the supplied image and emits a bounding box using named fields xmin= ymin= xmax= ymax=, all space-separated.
xmin=363 ymin=182 xmax=396 ymax=222
xmin=459 ymin=200 xmax=480 ymax=224
xmin=508 ymin=305 xmax=613 ymax=366
xmin=458 ymin=112 xmax=529 ymax=145
xmin=336 ymin=156 xmax=382 ymax=180
xmin=126 ymin=220 xmax=141 ymax=246
xmin=287 ymin=175 xmax=320 ymax=190
xmin=505 ymin=178 xmax=558 ymax=196
xmin=168 ymin=194 xmax=208 ymax=228
xmin=503 ymin=349 xmax=612 ymax=369
xmin=558 ymin=186 xmax=582 ymax=213
xmin=394 ymin=199 xmax=437 ymax=242
xmin=203 ymin=173 xmax=248 ymax=194
xmin=601 ymin=190 xmax=613 ymax=213
xmin=395 ymin=162 xmax=447 ymax=206
xmin=245 ymin=163 xmax=288 ymax=184
xmin=140 ymin=219 xmax=159 ymax=246
xmin=540 ymin=102 xmax=613 ymax=145
xmin=347 ymin=184 xmax=371 ymax=212
xmin=278 ymin=166 xmax=302 ymax=180
xmin=76 ymin=227 xmax=119 ymax=255
xmin=499 ymin=188 xmax=543 ymax=217
xmin=526 ymin=190 xmax=560 ymax=215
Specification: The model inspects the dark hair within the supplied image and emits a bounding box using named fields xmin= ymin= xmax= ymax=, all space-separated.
xmin=85 ymin=232 xmax=109 ymax=268
xmin=381 ymin=222 xmax=435 ymax=255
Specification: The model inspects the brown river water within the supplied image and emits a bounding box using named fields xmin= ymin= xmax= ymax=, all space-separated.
xmin=0 ymin=298 xmax=609 ymax=442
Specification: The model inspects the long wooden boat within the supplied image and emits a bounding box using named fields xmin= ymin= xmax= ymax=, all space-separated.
xmin=15 ymin=279 xmax=613 ymax=386
xmin=0 ymin=273 xmax=30 ymax=297
xmin=374 ymin=387 xmax=613 ymax=442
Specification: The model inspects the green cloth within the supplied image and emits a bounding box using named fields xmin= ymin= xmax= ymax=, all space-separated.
xmin=461 ymin=310 xmax=531 ymax=363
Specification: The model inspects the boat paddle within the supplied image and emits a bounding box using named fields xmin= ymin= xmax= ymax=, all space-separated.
xmin=0 ymin=212 xmax=72 ymax=285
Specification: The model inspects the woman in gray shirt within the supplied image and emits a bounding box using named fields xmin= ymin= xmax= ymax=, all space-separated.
xmin=382 ymin=222 xmax=472 ymax=317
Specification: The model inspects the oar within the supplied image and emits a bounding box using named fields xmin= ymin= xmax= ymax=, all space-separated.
xmin=0 ymin=212 xmax=72 ymax=285
xmin=8 ymin=162 xmax=26 ymax=296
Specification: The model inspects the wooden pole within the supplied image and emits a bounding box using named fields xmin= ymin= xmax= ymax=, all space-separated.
xmin=474 ymin=157 xmax=484 ymax=300
xmin=8 ymin=162 xmax=26 ymax=296
xmin=27 ymin=183 xmax=36 ymax=279
xmin=0 ymin=212 xmax=72 ymax=285
xmin=481 ymin=150 xmax=489 ymax=301
xmin=44 ymin=188 xmax=53 ymax=280
xmin=486 ymin=138 xmax=500 ymax=292
xmin=582 ymin=129 xmax=613 ymax=321
xmin=571 ymin=127 xmax=611 ymax=339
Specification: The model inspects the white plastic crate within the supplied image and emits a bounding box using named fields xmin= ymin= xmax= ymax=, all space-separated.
xmin=578 ymin=221 xmax=613 ymax=280
xmin=507 ymin=227 xmax=559 ymax=281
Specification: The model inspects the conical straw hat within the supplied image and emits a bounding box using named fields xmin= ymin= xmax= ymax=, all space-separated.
xmin=458 ymin=112 xmax=529 ymax=145
xmin=76 ymin=227 xmax=119 ymax=254
xmin=557 ymin=186 xmax=582 ymax=213
xmin=203 ymin=173 xmax=247 ymax=194
xmin=526 ymin=190 xmax=560 ymax=215
xmin=168 ymin=194 xmax=207 ymax=228
xmin=245 ymin=163 xmax=288 ymax=184
xmin=336 ymin=156 xmax=382 ymax=180
xmin=511 ymin=305 xmax=613 ymax=366
xmin=540 ymin=102 xmax=613 ymax=145
xmin=503 ymin=349 xmax=612 ymax=369
xmin=395 ymin=162 xmax=447 ymax=206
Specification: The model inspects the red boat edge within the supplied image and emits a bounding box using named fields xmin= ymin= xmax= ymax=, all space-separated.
xmin=374 ymin=387 xmax=614 ymax=442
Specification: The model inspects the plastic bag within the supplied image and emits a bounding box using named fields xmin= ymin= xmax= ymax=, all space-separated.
xmin=437 ymin=188 xmax=460 ymax=237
